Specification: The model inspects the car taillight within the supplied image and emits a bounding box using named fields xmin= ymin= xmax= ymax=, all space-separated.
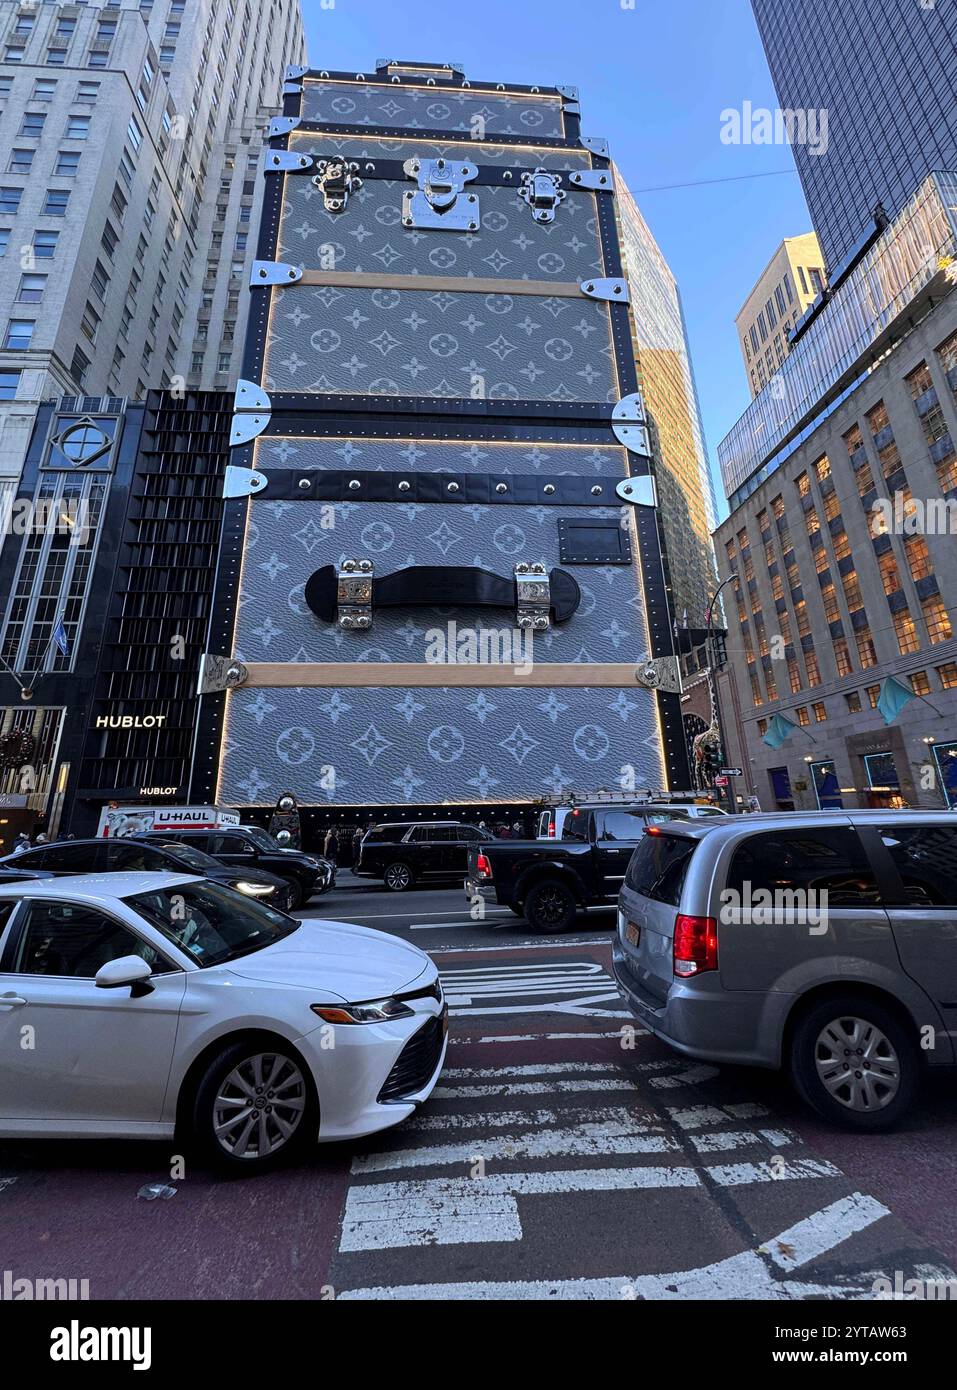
xmin=673 ymin=914 xmax=718 ymax=977
xmin=547 ymin=822 xmax=555 ymax=837
xmin=476 ymin=852 xmax=492 ymax=879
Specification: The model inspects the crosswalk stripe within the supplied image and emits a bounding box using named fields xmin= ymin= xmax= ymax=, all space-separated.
xmin=351 ymin=1123 xmax=678 ymax=1173
xmin=705 ymin=1157 xmax=843 ymax=1186
xmin=431 ymin=1079 xmax=640 ymax=1097
xmin=667 ymin=1103 xmax=770 ymax=1129
xmin=688 ymin=1128 xmax=796 ymax=1154
xmin=442 ymin=1061 xmax=627 ymax=1078
xmin=340 ymin=1166 xmax=702 ymax=1252
xmin=403 ymin=1104 xmax=650 ymax=1133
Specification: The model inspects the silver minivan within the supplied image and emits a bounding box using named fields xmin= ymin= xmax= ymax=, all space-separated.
xmin=613 ymin=810 xmax=957 ymax=1131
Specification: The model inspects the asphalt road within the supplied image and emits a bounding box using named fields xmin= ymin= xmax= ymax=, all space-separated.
xmin=2 ymin=871 xmax=957 ymax=1300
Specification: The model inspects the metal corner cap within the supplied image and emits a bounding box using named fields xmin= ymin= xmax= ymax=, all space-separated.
xmin=581 ymin=135 xmax=610 ymax=158
xmin=250 ymin=261 xmax=303 ymax=287
xmin=286 ymin=64 xmax=309 ymax=81
xmin=224 ymin=464 xmax=269 ymax=499
xmin=556 ymin=85 xmax=580 ymax=101
xmin=234 ymin=379 xmax=272 ymax=412
xmin=230 ymin=413 xmax=272 ymax=448
xmin=568 ymin=169 xmax=615 ymax=192
xmin=580 ymin=277 xmax=630 ymax=304
xmin=267 ymin=115 xmax=301 ymax=140
xmin=198 ymin=655 xmax=249 ymax=696
xmin=616 ymin=475 xmax=658 ymax=508
xmin=612 ymin=390 xmax=647 ymax=423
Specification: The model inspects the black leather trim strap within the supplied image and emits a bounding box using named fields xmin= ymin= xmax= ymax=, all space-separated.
xmin=305 ymin=565 xmax=581 ymax=624
xmin=254 ymin=470 xmax=628 ymax=506
xmin=294 ymin=156 xmax=605 ymax=190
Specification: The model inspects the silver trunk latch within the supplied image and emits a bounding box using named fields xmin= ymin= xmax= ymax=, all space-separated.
xmin=337 ymin=558 xmax=374 ymax=629
xmin=514 ymin=562 xmax=551 ymax=630
xmin=402 ymin=157 xmax=479 ymax=231
xmin=312 ymin=159 xmax=362 ymax=213
xmin=518 ymin=169 xmax=566 ymax=224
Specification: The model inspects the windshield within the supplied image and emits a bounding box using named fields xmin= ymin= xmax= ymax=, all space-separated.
xmin=127 ymin=881 xmax=298 ymax=967
xmin=153 ymin=841 xmax=223 ymax=871
xmin=241 ymin=826 xmax=279 ymax=851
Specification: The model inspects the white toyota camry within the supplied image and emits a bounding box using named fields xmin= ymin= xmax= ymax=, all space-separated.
xmin=0 ymin=873 xmax=447 ymax=1171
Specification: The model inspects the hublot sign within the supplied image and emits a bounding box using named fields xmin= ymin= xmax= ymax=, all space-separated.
xmin=95 ymin=715 xmax=168 ymax=730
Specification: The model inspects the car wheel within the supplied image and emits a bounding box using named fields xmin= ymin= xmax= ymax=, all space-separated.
xmin=284 ymin=879 xmax=303 ymax=911
xmin=523 ymin=880 xmax=577 ymax=933
xmin=788 ymin=995 xmax=918 ymax=1132
xmin=384 ymin=861 xmax=413 ymax=892
xmin=193 ymin=1041 xmax=316 ymax=1172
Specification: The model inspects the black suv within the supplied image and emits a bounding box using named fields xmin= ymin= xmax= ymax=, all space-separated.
xmin=355 ymin=821 xmax=494 ymax=892
xmin=2 ymin=838 xmax=293 ymax=910
xmin=139 ymin=826 xmax=331 ymax=909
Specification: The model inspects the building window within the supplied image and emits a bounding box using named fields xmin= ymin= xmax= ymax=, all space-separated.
xmin=42 ymin=190 xmax=70 ymax=216
xmin=47 ymin=49 xmax=67 ymax=66
xmin=910 ymin=670 xmax=931 ymax=696
xmin=19 ymin=112 xmax=46 ymax=137
xmin=865 ymin=685 xmax=881 ymax=708
xmin=812 ymin=701 xmax=827 ymax=723
xmin=893 ymin=608 xmax=920 ymax=655
xmin=16 ymin=274 xmax=46 ymax=304
xmin=877 ymin=550 xmax=901 ymax=594
xmin=922 ymin=596 xmax=953 ymax=645
xmin=3 ymin=320 xmax=34 ymax=350
xmin=856 ymin=629 xmax=878 ymax=668
xmin=76 ymin=82 xmax=100 ymax=105
xmin=65 ymin=115 xmax=90 ymax=140
xmin=845 ymin=691 xmax=862 ymax=713
xmin=805 ymin=651 xmax=822 ymax=686
xmin=8 ymin=148 xmax=33 ymax=174
xmin=0 ymin=370 xmax=21 ymax=400
xmin=55 ymin=151 xmax=80 ymax=176
xmin=833 ymin=637 xmax=853 ymax=677
xmin=937 ymin=663 xmax=957 ymax=690
xmin=795 ymin=706 xmax=810 ymax=726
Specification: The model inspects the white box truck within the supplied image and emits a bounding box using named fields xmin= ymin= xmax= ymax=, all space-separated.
xmin=96 ymin=805 xmax=241 ymax=838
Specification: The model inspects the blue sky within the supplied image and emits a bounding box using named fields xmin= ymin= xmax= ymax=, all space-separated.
xmin=301 ymin=0 xmax=813 ymax=516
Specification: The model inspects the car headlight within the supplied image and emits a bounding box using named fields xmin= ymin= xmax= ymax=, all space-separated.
xmin=311 ymin=998 xmax=415 ymax=1025
xmin=234 ymin=881 xmax=276 ymax=896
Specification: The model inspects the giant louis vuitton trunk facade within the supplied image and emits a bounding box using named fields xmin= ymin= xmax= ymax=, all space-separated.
xmin=194 ymin=60 xmax=691 ymax=813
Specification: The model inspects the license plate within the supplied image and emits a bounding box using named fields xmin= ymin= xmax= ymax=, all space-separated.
xmin=625 ymin=920 xmax=641 ymax=948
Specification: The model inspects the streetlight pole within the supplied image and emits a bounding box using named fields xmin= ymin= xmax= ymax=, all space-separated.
xmin=706 ymin=574 xmax=736 ymax=811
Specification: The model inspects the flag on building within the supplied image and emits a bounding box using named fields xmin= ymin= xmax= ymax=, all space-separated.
xmin=52 ymin=617 xmax=70 ymax=657
xmin=876 ymin=675 xmax=916 ymax=726
xmin=762 ymin=713 xmax=798 ymax=749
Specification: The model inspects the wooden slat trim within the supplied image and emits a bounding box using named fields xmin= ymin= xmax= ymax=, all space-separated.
xmin=236 ymin=662 xmax=642 ymax=688
xmin=298 ymin=269 xmax=584 ymax=298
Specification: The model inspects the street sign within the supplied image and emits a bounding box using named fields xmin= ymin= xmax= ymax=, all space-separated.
xmin=719 ymin=767 xmax=743 ymax=777
xmin=714 ymin=776 xmax=728 ymax=788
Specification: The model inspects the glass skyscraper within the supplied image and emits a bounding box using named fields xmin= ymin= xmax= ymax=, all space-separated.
xmin=751 ymin=0 xmax=957 ymax=272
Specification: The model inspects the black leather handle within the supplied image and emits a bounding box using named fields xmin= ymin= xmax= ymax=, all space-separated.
xmin=305 ymin=564 xmax=580 ymax=624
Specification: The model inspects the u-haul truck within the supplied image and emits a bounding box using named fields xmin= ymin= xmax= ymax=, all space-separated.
xmin=96 ymin=804 xmax=241 ymax=838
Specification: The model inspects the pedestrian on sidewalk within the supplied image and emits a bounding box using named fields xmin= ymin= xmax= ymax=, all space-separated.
xmin=323 ymin=825 xmax=340 ymax=865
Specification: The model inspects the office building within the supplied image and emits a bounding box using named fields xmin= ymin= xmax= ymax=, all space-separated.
xmin=735 ymin=232 xmax=825 ymax=397
xmin=0 ymin=0 xmax=305 ymax=495
xmin=714 ymin=173 xmax=957 ymax=811
xmin=751 ymin=0 xmax=957 ymax=272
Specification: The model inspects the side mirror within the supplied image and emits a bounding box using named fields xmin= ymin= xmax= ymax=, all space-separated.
xmin=95 ymin=955 xmax=153 ymax=994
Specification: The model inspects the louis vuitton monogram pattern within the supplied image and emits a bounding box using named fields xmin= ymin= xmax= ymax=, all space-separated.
xmin=278 ymin=178 xmax=606 ymax=282
xmin=263 ymin=284 xmax=619 ymax=401
xmin=301 ymin=81 xmax=565 ymax=138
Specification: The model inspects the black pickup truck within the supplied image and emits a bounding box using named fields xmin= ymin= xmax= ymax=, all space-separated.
xmin=466 ymin=803 xmax=691 ymax=931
